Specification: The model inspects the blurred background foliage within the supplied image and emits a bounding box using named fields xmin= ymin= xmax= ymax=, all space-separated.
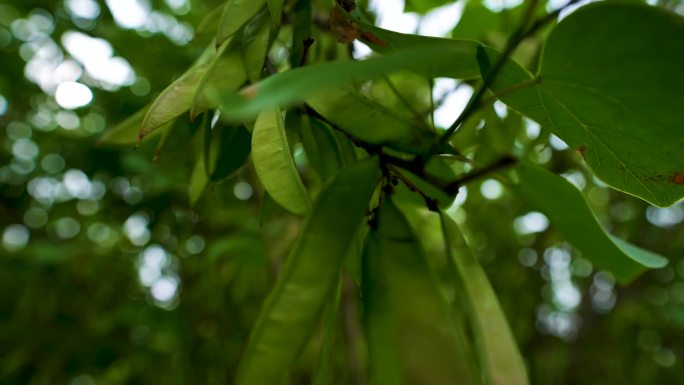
xmin=1 ymin=0 xmax=684 ymax=384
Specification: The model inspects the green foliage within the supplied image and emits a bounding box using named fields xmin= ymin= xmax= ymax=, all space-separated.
xmin=485 ymin=2 xmax=684 ymax=207
xmin=2 ymin=0 xmax=684 ymax=384
xmin=514 ymin=164 xmax=667 ymax=282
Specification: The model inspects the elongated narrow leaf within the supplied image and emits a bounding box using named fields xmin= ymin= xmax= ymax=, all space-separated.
xmin=214 ymin=42 xmax=482 ymax=121
xmin=188 ymin=156 xmax=209 ymax=206
xmin=441 ymin=213 xmax=528 ymax=385
xmin=203 ymin=121 xmax=252 ymax=181
xmin=307 ymin=87 xmax=435 ymax=154
xmin=216 ymin=0 xmax=267 ymax=47
xmin=313 ymin=280 xmax=342 ymax=385
xmin=514 ymin=164 xmax=668 ymax=283
xmin=290 ymin=0 xmax=312 ymax=68
xmin=483 ymin=3 xmax=684 ymax=207
xmin=190 ymin=49 xmax=247 ymax=120
xmin=97 ymin=106 xmax=170 ymax=146
xmin=334 ymin=2 xmax=476 ymax=66
xmin=252 ymin=107 xmax=310 ymax=215
xmin=363 ymin=199 xmax=479 ymax=385
xmin=267 ymin=0 xmax=283 ymax=27
xmin=235 ymin=157 xmax=381 ymax=385
xmin=140 ymin=42 xmax=246 ymax=140
xmin=242 ymin=9 xmax=272 ymax=83
xmin=298 ymin=113 xmax=344 ymax=183
xmin=196 ymin=3 xmax=224 ymax=35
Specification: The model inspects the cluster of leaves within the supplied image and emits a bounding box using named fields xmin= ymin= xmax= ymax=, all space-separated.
xmin=95 ymin=0 xmax=684 ymax=383
xmin=3 ymin=0 xmax=684 ymax=384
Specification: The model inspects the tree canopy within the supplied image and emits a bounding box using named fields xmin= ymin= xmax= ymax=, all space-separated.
xmin=1 ymin=0 xmax=684 ymax=384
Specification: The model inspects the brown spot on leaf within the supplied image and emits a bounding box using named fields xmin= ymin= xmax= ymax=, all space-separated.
xmin=360 ymin=31 xmax=389 ymax=47
xmin=240 ymin=85 xmax=258 ymax=100
xmin=329 ymin=7 xmax=361 ymax=44
xmin=577 ymin=145 xmax=587 ymax=157
xmin=673 ymin=172 xmax=684 ymax=185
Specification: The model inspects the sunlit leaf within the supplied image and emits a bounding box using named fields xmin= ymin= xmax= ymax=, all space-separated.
xmin=140 ymin=41 xmax=246 ymax=140
xmin=252 ymin=107 xmax=310 ymax=215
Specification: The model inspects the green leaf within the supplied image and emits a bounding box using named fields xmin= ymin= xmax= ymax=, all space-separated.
xmin=188 ymin=156 xmax=209 ymax=206
xmin=363 ymin=199 xmax=480 ymax=385
xmin=514 ymin=164 xmax=668 ymax=283
xmin=306 ymin=87 xmax=435 ymax=154
xmin=252 ymin=107 xmax=310 ymax=215
xmin=290 ymin=0 xmax=312 ymax=68
xmin=235 ymin=157 xmax=380 ymax=385
xmin=216 ymin=0 xmax=267 ymax=47
xmin=313 ymin=280 xmax=342 ymax=385
xmin=190 ymin=45 xmax=247 ymax=120
xmin=241 ymin=7 xmax=272 ymax=83
xmin=140 ymin=42 xmax=246 ymax=140
xmin=403 ymin=0 xmax=449 ymax=14
xmin=203 ymin=120 xmax=252 ymax=181
xmin=484 ymin=3 xmax=684 ymax=207
xmin=298 ymin=113 xmax=345 ymax=183
xmin=196 ymin=3 xmax=224 ymax=35
xmin=267 ymin=0 xmax=283 ymax=27
xmin=440 ymin=213 xmax=529 ymax=385
xmin=97 ymin=106 xmax=170 ymax=146
xmin=214 ymin=42 xmax=480 ymax=122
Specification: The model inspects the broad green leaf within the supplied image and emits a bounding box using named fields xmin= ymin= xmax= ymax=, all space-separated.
xmin=216 ymin=0 xmax=267 ymax=47
xmin=306 ymin=87 xmax=435 ymax=154
xmin=203 ymin=121 xmax=252 ymax=181
xmin=441 ymin=213 xmax=529 ymax=385
xmin=214 ymin=43 xmax=480 ymax=122
xmin=267 ymin=0 xmax=283 ymax=27
xmin=140 ymin=41 xmax=246 ymax=140
xmin=363 ymin=199 xmax=479 ymax=385
xmin=97 ymin=106 xmax=170 ymax=146
xmin=514 ymin=164 xmax=668 ymax=283
xmin=484 ymin=3 xmax=684 ymax=207
xmin=252 ymin=107 xmax=310 ymax=215
xmin=235 ymin=157 xmax=381 ymax=385
xmin=241 ymin=9 xmax=272 ymax=83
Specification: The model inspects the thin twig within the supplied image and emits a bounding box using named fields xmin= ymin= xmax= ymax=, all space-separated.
xmin=444 ymin=156 xmax=517 ymax=195
xmin=438 ymin=0 xmax=580 ymax=148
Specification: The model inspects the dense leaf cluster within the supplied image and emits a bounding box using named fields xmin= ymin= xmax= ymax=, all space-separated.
xmin=1 ymin=0 xmax=684 ymax=384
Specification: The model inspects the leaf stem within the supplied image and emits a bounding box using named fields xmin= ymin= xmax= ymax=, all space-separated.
xmin=437 ymin=0 xmax=580 ymax=149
